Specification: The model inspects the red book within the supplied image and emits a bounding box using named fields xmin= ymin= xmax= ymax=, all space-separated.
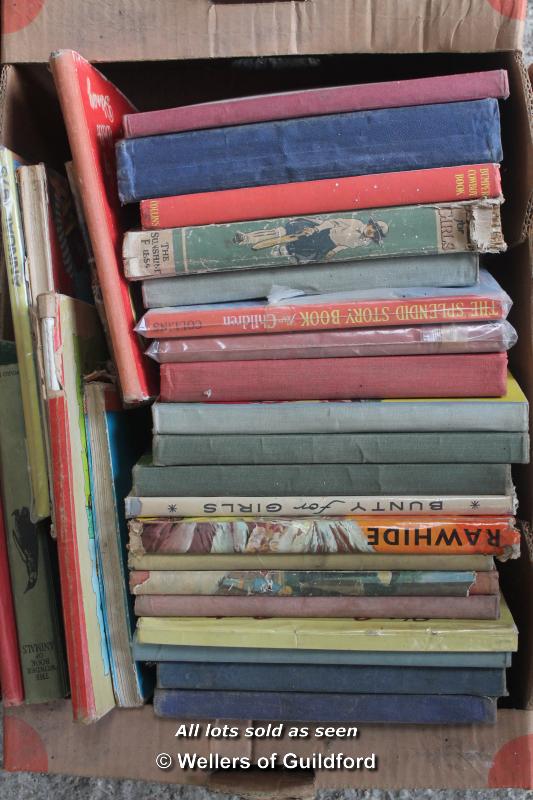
xmin=137 ymin=275 xmax=511 ymax=340
xmin=160 ymin=352 xmax=509 ymax=402
xmin=124 ymin=70 xmax=509 ymax=138
xmin=141 ymin=164 xmax=502 ymax=229
xmin=0 ymin=489 xmax=24 ymax=707
xmin=49 ymin=50 xmax=157 ymax=404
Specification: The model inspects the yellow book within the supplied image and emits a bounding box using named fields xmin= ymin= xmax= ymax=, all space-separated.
xmin=136 ymin=595 xmax=517 ymax=652
xmin=0 ymin=146 xmax=49 ymax=520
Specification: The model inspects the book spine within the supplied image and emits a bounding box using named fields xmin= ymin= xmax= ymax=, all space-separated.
xmin=135 ymin=594 xmax=500 ymax=619
xmin=142 ymin=253 xmax=480 ymax=308
xmin=146 ymin=318 xmax=517 ymax=362
xmin=128 ymin=552 xmax=496 ymax=573
xmin=116 ymin=99 xmax=503 ymax=202
xmin=156 ymin=662 xmax=506 ymax=696
xmin=124 ymin=71 xmax=509 ymax=138
xmin=0 ymin=485 xmax=24 ymax=705
xmin=153 ymin=430 xmax=526 ymax=467
xmin=127 ymin=515 xmax=519 ymax=559
xmin=153 ymin=689 xmax=497 ymax=724
xmin=124 ymin=202 xmax=505 ymax=279
xmin=0 ymin=149 xmax=50 ymax=520
xmin=125 ymin=494 xmax=515 ymax=518
xmin=49 ymin=51 xmax=157 ymax=403
xmin=141 ymin=165 xmax=502 ymax=229
xmin=131 ymin=462 xmax=512 ymax=498
xmin=0 ymin=363 xmax=68 ymax=703
xmin=129 ymin=568 xmax=478 ymax=597
xmin=159 ymin=353 xmax=509 ymax=402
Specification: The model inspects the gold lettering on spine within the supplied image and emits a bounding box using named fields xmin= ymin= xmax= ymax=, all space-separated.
xmin=149 ymin=200 xmax=160 ymax=227
xmin=468 ymin=169 xmax=479 ymax=197
xmin=480 ymin=168 xmax=490 ymax=196
xmin=455 ymin=172 xmax=465 ymax=196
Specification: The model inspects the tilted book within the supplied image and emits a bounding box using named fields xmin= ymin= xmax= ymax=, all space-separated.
xmin=0 ymin=353 xmax=68 ymax=704
xmin=156 ymin=661 xmax=506 ymax=697
xmin=136 ymin=597 xmax=518 ymax=651
xmin=0 ymin=147 xmax=50 ymax=520
xmin=124 ymin=202 xmax=505 ymax=280
xmin=127 ymin=516 xmax=519 ymax=560
xmin=137 ymin=271 xmax=511 ymax=340
xmin=146 ymin=319 xmax=515 ymax=361
xmin=135 ymin=594 xmax=500 ymax=620
xmin=38 ymin=292 xmax=115 ymax=722
xmin=49 ymin=50 xmax=157 ymax=404
xmin=140 ymin=164 xmax=502 ymax=229
xmin=153 ymin=689 xmax=497 ymax=724
xmin=124 ymin=71 xmax=509 ymax=138
xmin=116 ymin=99 xmax=503 ymax=202
xmin=142 ymin=253 xmax=480 ymax=308
xmin=131 ymin=459 xmax=513 ymax=498
xmin=129 ymin=568 xmax=498 ymax=597
xmin=159 ymin=353 xmax=508 ymax=402
xmin=151 ymin=372 xmax=528 ymax=435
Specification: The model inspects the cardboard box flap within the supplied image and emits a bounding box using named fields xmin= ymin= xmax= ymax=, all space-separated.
xmin=1 ymin=0 xmax=526 ymax=64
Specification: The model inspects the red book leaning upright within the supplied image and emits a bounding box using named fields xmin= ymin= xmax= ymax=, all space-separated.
xmin=49 ymin=50 xmax=157 ymax=404
xmin=0 ymin=488 xmax=24 ymax=706
xmin=141 ymin=164 xmax=502 ymax=229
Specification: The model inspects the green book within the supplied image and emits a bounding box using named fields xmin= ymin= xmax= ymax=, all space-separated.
xmin=123 ymin=202 xmax=504 ymax=279
xmin=0 ymin=345 xmax=68 ymax=703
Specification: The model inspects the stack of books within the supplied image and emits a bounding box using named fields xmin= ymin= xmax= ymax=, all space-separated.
xmin=117 ymin=70 xmax=526 ymax=724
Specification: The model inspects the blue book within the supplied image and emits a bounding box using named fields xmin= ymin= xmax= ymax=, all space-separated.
xmin=133 ymin=640 xmax=512 ymax=669
xmin=157 ymin=662 xmax=506 ymax=697
xmin=116 ymin=99 xmax=502 ymax=202
xmin=154 ymin=689 xmax=497 ymax=724
xmin=84 ymin=382 xmax=152 ymax=707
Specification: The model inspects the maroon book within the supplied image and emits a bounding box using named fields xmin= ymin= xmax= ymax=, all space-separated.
xmin=134 ymin=593 xmax=500 ymax=620
xmin=159 ymin=352 xmax=508 ymax=403
xmin=123 ymin=70 xmax=509 ymax=138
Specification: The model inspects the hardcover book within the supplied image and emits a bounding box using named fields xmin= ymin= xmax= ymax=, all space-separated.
xmin=129 ymin=568 xmax=498 ymax=597
xmin=142 ymin=253 xmax=480 ymax=308
xmin=137 ymin=271 xmax=511 ymax=340
xmin=134 ymin=593 xmax=500 ymax=620
xmin=152 ymin=430 xmax=527 ymax=466
xmin=116 ymin=99 xmax=503 ymax=202
xmin=134 ymin=642 xmax=512 ymax=669
xmin=156 ymin=661 xmax=506 ymax=696
xmin=124 ymin=202 xmax=505 ymax=280
xmin=127 ymin=516 xmax=519 ymax=560
xmin=124 ymin=71 xmax=509 ymax=137
xmin=146 ymin=319 xmax=516 ymax=361
xmin=49 ymin=50 xmax=157 ymax=403
xmin=130 ymin=460 xmax=513 ymax=498
xmin=140 ymin=164 xmax=502 ymax=229
xmin=151 ymin=373 xmax=528 ymax=434
xmin=0 ymin=147 xmax=50 ymax=520
xmin=129 ymin=553 xmax=496 ymax=576
xmin=0 ymin=353 xmax=68 ymax=704
xmin=153 ymin=689 xmax=498 ymax=724
xmin=159 ymin=353 xmax=508 ymax=402
xmin=38 ymin=292 xmax=115 ymax=722
xmin=136 ymin=598 xmax=518 ymax=651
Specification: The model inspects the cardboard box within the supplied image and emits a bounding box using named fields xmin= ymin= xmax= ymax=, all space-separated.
xmin=1 ymin=44 xmax=532 ymax=792
xmin=0 ymin=0 xmax=527 ymax=63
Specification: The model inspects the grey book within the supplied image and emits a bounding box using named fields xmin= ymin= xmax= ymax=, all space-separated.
xmin=152 ymin=431 xmax=529 ymax=466
xmin=142 ymin=252 xmax=479 ymax=307
xmin=133 ymin=640 xmax=512 ymax=669
xmin=152 ymin=374 xmax=528 ymax=434
xmin=132 ymin=458 xmax=512 ymax=497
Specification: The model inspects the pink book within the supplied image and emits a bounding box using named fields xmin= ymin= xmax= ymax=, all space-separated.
xmin=160 ymin=352 xmax=508 ymax=403
xmin=133 ymin=594 xmax=500 ymax=620
xmin=123 ymin=70 xmax=509 ymax=138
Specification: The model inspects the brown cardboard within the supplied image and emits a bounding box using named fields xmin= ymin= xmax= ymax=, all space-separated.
xmin=0 ymin=0 xmax=527 ymax=64
xmin=1 ymin=48 xmax=533 ymax=791
xmin=3 ymin=702 xmax=533 ymax=789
